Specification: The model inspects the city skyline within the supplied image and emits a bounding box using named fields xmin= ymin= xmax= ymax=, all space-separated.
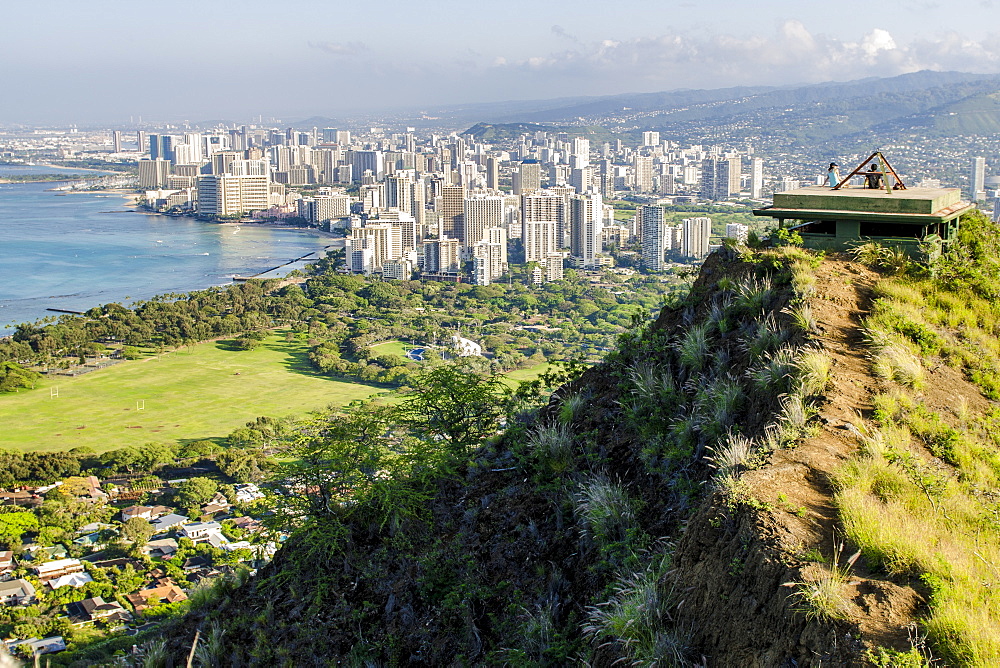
xmin=2 ymin=0 xmax=999 ymax=124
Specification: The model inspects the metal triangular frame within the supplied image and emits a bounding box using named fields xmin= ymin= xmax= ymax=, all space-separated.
xmin=832 ymin=150 xmax=907 ymax=193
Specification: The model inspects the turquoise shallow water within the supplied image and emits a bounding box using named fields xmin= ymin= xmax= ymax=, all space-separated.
xmin=0 ymin=171 xmax=331 ymax=331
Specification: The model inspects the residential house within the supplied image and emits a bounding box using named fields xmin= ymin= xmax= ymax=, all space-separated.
xmin=233 ymin=483 xmax=265 ymax=503
xmin=47 ymin=572 xmax=93 ymax=590
xmin=126 ymin=584 xmax=187 ymax=612
xmin=121 ymin=505 xmax=155 ymax=521
xmin=6 ymin=636 xmax=66 ymax=656
xmin=0 ymin=550 xmax=13 ymax=575
xmin=150 ymin=513 xmax=188 ymax=532
xmin=0 ymin=579 xmax=36 ymax=605
xmin=144 ymin=538 xmax=179 ymax=559
xmin=178 ymin=521 xmax=223 ymax=541
xmin=33 ymin=558 xmax=84 ymax=582
xmin=65 ymin=597 xmax=133 ymax=626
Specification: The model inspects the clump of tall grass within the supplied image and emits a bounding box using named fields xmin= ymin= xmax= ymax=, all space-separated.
xmin=582 ymin=553 xmax=685 ymax=665
xmin=850 ymin=241 xmax=910 ymax=275
xmin=694 ymin=376 xmax=744 ymax=440
xmin=744 ymin=314 xmax=790 ymax=362
xmin=558 ymin=392 xmax=587 ymax=425
xmin=193 ymin=622 xmax=227 ymax=667
xmin=786 ymin=539 xmax=859 ymax=622
xmin=783 ymin=302 xmax=818 ymax=334
xmin=866 ymin=332 xmax=926 ymax=389
xmin=750 ymin=346 xmax=798 ymax=395
xmin=677 ymin=322 xmax=711 ymax=373
xmin=575 ymin=476 xmax=635 ymax=546
xmin=706 ymin=432 xmax=757 ymax=481
xmin=790 ymin=260 xmax=818 ymax=298
xmin=796 ymin=349 xmax=831 ymax=398
xmin=527 ymin=422 xmax=575 ymax=474
xmin=733 ymin=276 xmax=776 ymax=315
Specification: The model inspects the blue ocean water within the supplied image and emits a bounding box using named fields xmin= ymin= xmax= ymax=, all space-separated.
xmin=0 ymin=170 xmax=333 ymax=331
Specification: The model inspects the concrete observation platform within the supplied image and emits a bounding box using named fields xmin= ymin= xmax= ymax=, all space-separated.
xmin=753 ymin=185 xmax=974 ymax=255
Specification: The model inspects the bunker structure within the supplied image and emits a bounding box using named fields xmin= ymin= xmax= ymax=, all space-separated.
xmin=753 ymin=152 xmax=974 ymax=259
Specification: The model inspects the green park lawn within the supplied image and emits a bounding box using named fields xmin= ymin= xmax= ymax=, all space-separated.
xmin=369 ymin=340 xmax=416 ymax=358
xmin=0 ymin=333 xmax=384 ymax=453
xmin=0 ymin=334 xmax=557 ymax=454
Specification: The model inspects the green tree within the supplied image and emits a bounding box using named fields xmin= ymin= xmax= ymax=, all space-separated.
xmin=120 ymin=517 xmax=155 ymax=548
xmin=0 ymin=510 xmax=39 ymax=549
xmin=175 ymin=477 xmax=219 ymax=514
xmin=216 ymin=449 xmax=274 ymax=483
xmin=0 ymin=361 xmax=40 ymax=393
xmin=398 ymin=362 xmax=513 ymax=455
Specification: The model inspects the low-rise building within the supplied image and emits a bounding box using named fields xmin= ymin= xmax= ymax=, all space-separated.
xmin=0 ymin=579 xmax=36 ymax=605
xmin=125 ymin=584 xmax=187 ymax=612
xmin=33 ymin=558 xmax=84 ymax=582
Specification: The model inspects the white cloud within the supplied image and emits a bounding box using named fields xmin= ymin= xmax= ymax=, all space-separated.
xmin=486 ymin=21 xmax=1000 ymax=91
xmin=309 ymin=41 xmax=368 ymax=56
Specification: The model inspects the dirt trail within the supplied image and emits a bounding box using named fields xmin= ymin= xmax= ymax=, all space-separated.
xmin=750 ymin=257 xmax=924 ymax=651
xmin=672 ymin=256 xmax=924 ymax=665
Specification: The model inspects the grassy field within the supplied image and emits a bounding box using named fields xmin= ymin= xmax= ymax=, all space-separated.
xmin=0 ymin=334 xmax=385 ymax=453
xmin=0 ymin=334 xmax=557 ymax=454
xmin=369 ymin=340 xmax=418 ymax=358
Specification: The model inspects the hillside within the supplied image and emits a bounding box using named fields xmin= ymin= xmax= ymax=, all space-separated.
xmin=63 ymin=213 xmax=1000 ymax=667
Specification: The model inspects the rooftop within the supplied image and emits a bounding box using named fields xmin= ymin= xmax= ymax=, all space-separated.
xmin=774 ymin=185 xmax=967 ymax=214
xmin=757 ymin=186 xmax=973 ymax=224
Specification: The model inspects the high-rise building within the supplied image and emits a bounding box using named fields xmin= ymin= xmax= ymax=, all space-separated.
xmin=640 ymin=205 xmax=668 ymax=270
xmin=682 ymin=217 xmax=712 ymax=259
xmin=348 ymin=223 xmax=402 ymax=274
xmin=633 ymin=155 xmax=654 ymax=192
xmin=513 ymin=160 xmax=542 ymax=195
xmin=485 ymin=157 xmax=499 ymax=191
xmin=463 ymin=194 xmax=505 ymax=252
xmin=521 ymin=191 xmax=565 ymax=261
xmin=196 ymin=160 xmax=270 ymax=218
xmin=138 ymin=159 xmax=171 ymax=188
xmin=570 ymin=192 xmax=603 ymax=268
xmin=700 ymin=158 xmax=734 ymax=201
xmin=439 ymin=184 xmax=466 ymax=241
xmin=569 ymin=166 xmax=595 ymax=194
xmin=351 ymin=150 xmax=384 ymax=183
xmin=148 ymin=135 xmax=175 ymax=162
xmin=642 ymin=131 xmax=660 ymax=147
xmin=751 ymin=158 xmax=764 ymax=199
xmin=423 ymin=237 xmax=462 ymax=274
xmin=725 ymin=223 xmax=749 ymax=244
xmin=112 ymin=130 xmax=122 ymax=153
xmin=726 ymin=156 xmax=741 ymax=195
xmin=523 ymin=221 xmax=559 ymax=263
xmin=972 ymin=156 xmax=987 ymax=201
xmin=472 ymin=227 xmax=508 ymax=285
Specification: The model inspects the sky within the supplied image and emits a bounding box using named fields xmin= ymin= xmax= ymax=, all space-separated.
xmin=2 ymin=0 xmax=999 ymax=124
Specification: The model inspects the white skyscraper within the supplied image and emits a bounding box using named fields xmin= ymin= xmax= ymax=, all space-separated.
xmin=725 ymin=223 xmax=749 ymax=244
xmin=570 ymin=192 xmax=604 ymax=268
xmin=972 ymin=156 xmax=986 ymax=201
xmin=463 ymin=194 xmax=506 ymax=252
xmin=751 ymin=158 xmax=764 ymax=199
xmin=473 ymin=227 xmax=508 ymax=285
xmin=640 ymin=205 xmax=668 ymax=271
xmin=682 ymin=217 xmax=712 ymax=259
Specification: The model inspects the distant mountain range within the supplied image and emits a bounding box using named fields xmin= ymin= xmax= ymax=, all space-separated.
xmin=454 ymin=71 xmax=1000 ymax=145
xmin=277 ymin=71 xmax=1000 ymax=148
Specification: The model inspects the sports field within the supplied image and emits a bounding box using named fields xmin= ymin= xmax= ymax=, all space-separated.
xmin=0 ymin=333 xmax=384 ymax=453
xmin=0 ymin=335 xmax=555 ymax=454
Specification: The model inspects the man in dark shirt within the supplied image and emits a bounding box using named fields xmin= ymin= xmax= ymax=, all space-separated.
xmin=865 ymin=163 xmax=883 ymax=189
